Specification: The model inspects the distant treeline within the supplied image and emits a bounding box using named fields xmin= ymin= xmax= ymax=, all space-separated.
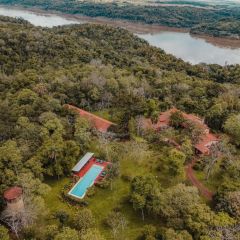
xmin=0 ymin=0 xmax=240 ymax=38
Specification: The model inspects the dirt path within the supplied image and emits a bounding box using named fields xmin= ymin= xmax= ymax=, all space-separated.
xmin=185 ymin=159 xmax=214 ymax=200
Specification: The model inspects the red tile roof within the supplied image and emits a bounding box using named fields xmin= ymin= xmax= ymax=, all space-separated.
xmin=153 ymin=108 xmax=208 ymax=131
xmin=195 ymin=133 xmax=219 ymax=154
xmin=154 ymin=108 xmax=177 ymax=129
xmin=140 ymin=107 xmax=208 ymax=132
xmin=4 ymin=187 xmax=23 ymax=201
xmin=139 ymin=108 xmax=177 ymax=130
xmin=141 ymin=108 xmax=219 ymax=154
xmin=65 ymin=104 xmax=116 ymax=133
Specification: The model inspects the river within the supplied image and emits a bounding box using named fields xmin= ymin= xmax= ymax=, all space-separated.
xmin=0 ymin=6 xmax=84 ymax=27
xmin=138 ymin=32 xmax=240 ymax=65
xmin=0 ymin=6 xmax=239 ymax=65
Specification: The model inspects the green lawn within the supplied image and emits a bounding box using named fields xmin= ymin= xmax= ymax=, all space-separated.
xmin=193 ymin=160 xmax=225 ymax=193
xmin=44 ymin=148 xmax=161 ymax=239
xmin=44 ymin=177 xmax=73 ymax=214
xmin=44 ymin=143 xmax=219 ymax=239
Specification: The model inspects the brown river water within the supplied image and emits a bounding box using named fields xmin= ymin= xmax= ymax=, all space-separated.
xmin=0 ymin=6 xmax=239 ymax=66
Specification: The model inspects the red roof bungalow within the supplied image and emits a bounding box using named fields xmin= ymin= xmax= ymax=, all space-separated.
xmin=141 ymin=108 xmax=219 ymax=155
xmin=4 ymin=187 xmax=23 ymax=202
xmin=3 ymin=186 xmax=24 ymax=211
xmin=65 ymin=104 xmax=116 ymax=133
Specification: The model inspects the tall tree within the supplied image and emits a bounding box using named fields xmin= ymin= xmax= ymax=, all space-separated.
xmin=224 ymin=114 xmax=240 ymax=146
xmin=106 ymin=162 xmax=120 ymax=191
xmin=163 ymin=228 xmax=192 ymax=240
xmin=74 ymin=117 xmax=91 ymax=149
xmin=54 ymin=227 xmax=80 ymax=240
xmin=106 ymin=211 xmax=127 ymax=240
xmin=141 ymin=225 xmax=157 ymax=240
xmin=80 ymin=228 xmax=105 ymax=240
xmin=205 ymin=140 xmax=235 ymax=181
xmin=0 ymin=140 xmax=23 ymax=193
xmin=131 ymin=193 xmax=146 ymax=221
xmin=170 ymin=111 xmax=185 ymax=129
xmin=131 ymin=175 xmax=161 ymax=216
xmin=166 ymin=149 xmax=186 ymax=181
xmin=215 ymin=191 xmax=240 ymax=220
xmin=73 ymin=209 xmax=95 ymax=231
xmin=0 ymin=225 xmax=10 ymax=240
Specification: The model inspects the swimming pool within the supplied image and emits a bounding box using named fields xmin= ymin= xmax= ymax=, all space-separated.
xmin=68 ymin=164 xmax=103 ymax=199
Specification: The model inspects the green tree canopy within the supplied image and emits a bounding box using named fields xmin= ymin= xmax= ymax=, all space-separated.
xmin=224 ymin=114 xmax=240 ymax=146
xmin=73 ymin=209 xmax=95 ymax=231
xmin=0 ymin=225 xmax=10 ymax=240
xmin=54 ymin=227 xmax=80 ymax=240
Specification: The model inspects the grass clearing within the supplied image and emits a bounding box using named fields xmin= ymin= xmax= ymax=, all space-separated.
xmin=194 ymin=160 xmax=226 ymax=193
xmin=44 ymin=144 xmax=161 ymax=239
xmin=45 ymin=177 xmax=74 ymax=214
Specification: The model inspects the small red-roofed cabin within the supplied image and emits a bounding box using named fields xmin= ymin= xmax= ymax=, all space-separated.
xmin=65 ymin=104 xmax=115 ymax=133
xmin=3 ymin=186 xmax=24 ymax=211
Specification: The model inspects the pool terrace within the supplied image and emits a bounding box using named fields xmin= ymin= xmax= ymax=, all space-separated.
xmin=68 ymin=153 xmax=111 ymax=199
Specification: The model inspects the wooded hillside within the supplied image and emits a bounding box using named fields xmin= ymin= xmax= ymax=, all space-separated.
xmin=1 ymin=0 xmax=240 ymax=38
xmin=0 ymin=17 xmax=239 ymax=240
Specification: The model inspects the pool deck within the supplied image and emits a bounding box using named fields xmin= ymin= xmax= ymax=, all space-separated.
xmin=68 ymin=157 xmax=111 ymax=199
xmin=69 ymin=164 xmax=104 ymax=199
xmin=74 ymin=157 xmax=110 ymax=183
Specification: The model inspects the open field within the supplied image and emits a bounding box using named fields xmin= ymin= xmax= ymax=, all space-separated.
xmin=44 ymin=145 xmax=163 ymax=239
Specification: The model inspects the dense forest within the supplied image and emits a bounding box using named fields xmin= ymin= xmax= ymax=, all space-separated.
xmin=0 ymin=16 xmax=239 ymax=239
xmin=1 ymin=0 xmax=240 ymax=38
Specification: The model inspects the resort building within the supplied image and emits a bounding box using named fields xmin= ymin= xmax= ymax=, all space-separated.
xmin=66 ymin=104 xmax=115 ymax=133
xmin=69 ymin=152 xmax=110 ymax=199
xmin=142 ymin=108 xmax=219 ymax=155
xmin=194 ymin=133 xmax=218 ymax=155
xmin=3 ymin=186 xmax=24 ymax=212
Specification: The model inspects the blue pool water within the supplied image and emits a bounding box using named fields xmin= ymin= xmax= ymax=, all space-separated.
xmin=69 ymin=164 xmax=103 ymax=199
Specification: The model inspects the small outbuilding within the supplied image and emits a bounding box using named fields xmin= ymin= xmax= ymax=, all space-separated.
xmin=72 ymin=152 xmax=94 ymax=174
xmin=3 ymin=186 xmax=24 ymax=211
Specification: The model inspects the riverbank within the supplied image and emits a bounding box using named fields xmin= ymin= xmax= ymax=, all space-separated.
xmin=1 ymin=4 xmax=240 ymax=49
xmin=0 ymin=4 xmax=189 ymax=33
